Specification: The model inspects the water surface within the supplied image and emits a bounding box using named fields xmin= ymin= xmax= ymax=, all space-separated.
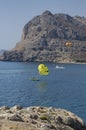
xmin=0 ymin=61 xmax=86 ymax=122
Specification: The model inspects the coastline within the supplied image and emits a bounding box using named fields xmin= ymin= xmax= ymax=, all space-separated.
xmin=0 ymin=59 xmax=86 ymax=65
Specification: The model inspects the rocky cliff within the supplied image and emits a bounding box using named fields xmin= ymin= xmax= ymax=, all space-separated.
xmin=0 ymin=50 xmax=6 ymax=60
xmin=2 ymin=11 xmax=86 ymax=63
xmin=0 ymin=106 xmax=86 ymax=130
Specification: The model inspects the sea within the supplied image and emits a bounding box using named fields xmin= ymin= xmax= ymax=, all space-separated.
xmin=0 ymin=61 xmax=86 ymax=122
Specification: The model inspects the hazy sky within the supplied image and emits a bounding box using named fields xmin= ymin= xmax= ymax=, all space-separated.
xmin=0 ymin=0 xmax=86 ymax=50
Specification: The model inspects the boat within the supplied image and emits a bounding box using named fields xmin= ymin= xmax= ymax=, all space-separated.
xmin=29 ymin=77 xmax=40 ymax=81
xmin=56 ymin=65 xmax=64 ymax=69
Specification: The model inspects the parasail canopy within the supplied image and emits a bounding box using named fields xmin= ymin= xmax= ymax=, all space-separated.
xmin=65 ymin=42 xmax=72 ymax=47
xmin=38 ymin=64 xmax=49 ymax=75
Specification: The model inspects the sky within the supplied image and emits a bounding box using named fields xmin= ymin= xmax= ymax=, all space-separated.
xmin=0 ymin=0 xmax=86 ymax=50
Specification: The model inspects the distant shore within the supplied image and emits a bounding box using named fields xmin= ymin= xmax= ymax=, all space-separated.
xmin=0 ymin=59 xmax=86 ymax=65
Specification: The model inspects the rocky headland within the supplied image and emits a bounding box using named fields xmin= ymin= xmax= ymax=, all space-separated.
xmin=1 ymin=10 xmax=86 ymax=63
xmin=0 ymin=105 xmax=86 ymax=130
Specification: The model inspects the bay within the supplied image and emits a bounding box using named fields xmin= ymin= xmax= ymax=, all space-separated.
xmin=0 ymin=61 xmax=86 ymax=122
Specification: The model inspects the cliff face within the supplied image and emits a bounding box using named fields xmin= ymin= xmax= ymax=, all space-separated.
xmin=2 ymin=11 xmax=86 ymax=62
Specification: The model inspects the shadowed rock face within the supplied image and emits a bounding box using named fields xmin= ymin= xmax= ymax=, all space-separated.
xmin=0 ymin=106 xmax=86 ymax=130
xmin=1 ymin=10 xmax=86 ymax=63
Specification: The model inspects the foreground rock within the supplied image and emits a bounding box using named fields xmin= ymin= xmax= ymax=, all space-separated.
xmin=0 ymin=106 xmax=86 ymax=130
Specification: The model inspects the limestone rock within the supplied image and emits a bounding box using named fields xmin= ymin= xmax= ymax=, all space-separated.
xmin=0 ymin=106 xmax=86 ymax=130
xmin=1 ymin=10 xmax=86 ymax=63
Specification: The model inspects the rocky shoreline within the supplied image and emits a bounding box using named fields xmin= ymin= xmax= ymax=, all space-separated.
xmin=0 ymin=105 xmax=86 ymax=130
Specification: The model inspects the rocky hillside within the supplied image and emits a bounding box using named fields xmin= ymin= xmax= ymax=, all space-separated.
xmin=0 ymin=50 xmax=5 ymax=55
xmin=0 ymin=106 xmax=86 ymax=130
xmin=0 ymin=50 xmax=6 ymax=60
xmin=2 ymin=11 xmax=86 ymax=63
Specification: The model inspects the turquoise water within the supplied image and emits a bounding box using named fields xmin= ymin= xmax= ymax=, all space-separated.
xmin=0 ymin=61 xmax=86 ymax=122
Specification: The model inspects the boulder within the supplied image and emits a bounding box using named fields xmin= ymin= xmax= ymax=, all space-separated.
xmin=0 ymin=106 xmax=86 ymax=130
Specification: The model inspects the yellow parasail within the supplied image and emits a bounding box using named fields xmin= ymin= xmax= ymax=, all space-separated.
xmin=65 ymin=42 xmax=72 ymax=47
xmin=38 ymin=64 xmax=49 ymax=75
